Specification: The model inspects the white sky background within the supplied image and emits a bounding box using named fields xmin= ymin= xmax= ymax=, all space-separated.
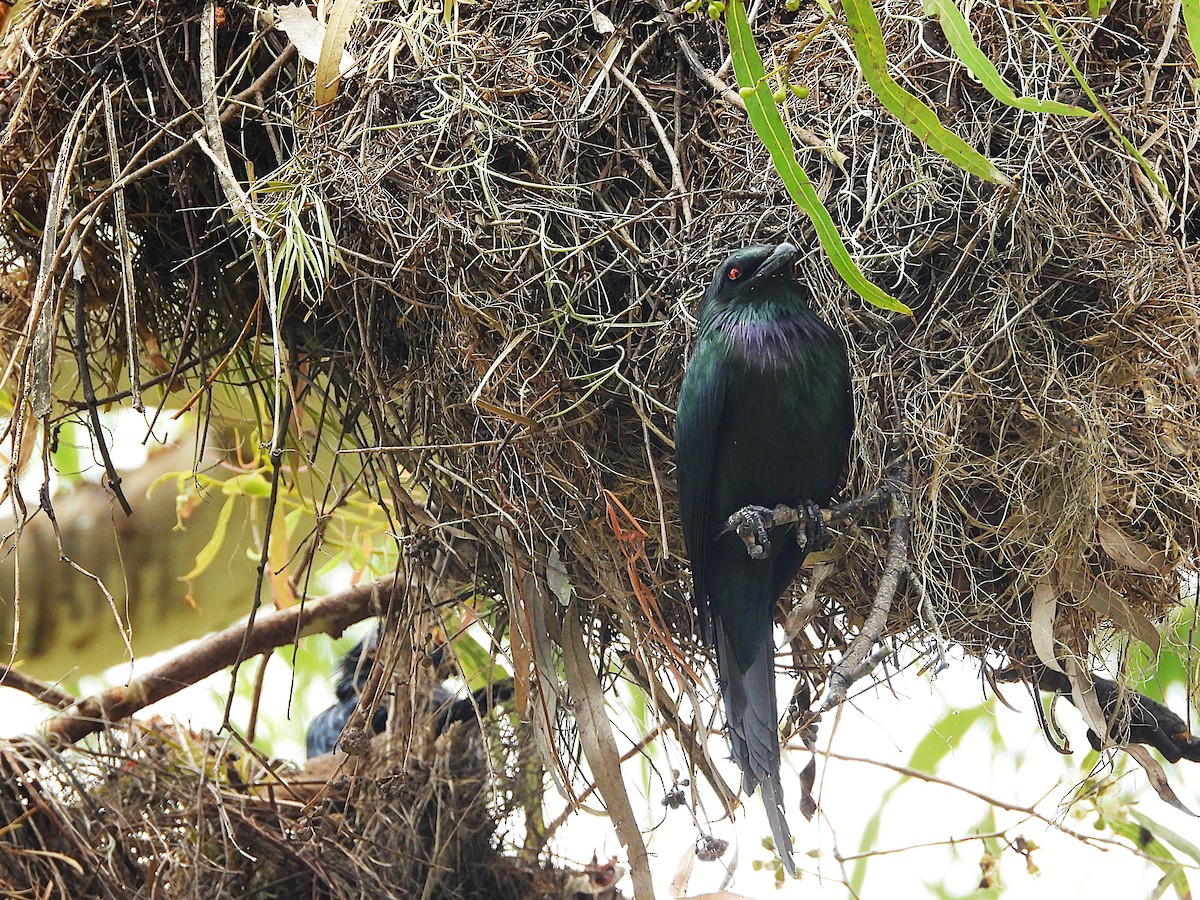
xmin=3 ymin=413 xmax=1198 ymax=898
xmin=638 ymin=654 xmax=1200 ymax=898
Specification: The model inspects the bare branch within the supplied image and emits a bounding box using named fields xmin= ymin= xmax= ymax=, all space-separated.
xmin=815 ymin=465 xmax=912 ymax=715
xmin=0 ymin=670 xmax=76 ymax=710
xmin=818 ymin=747 xmax=1159 ymax=854
xmin=39 ymin=577 xmax=393 ymax=747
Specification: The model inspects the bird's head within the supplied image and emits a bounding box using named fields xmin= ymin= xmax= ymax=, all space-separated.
xmin=701 ymin=242 xmax=803 ymax=316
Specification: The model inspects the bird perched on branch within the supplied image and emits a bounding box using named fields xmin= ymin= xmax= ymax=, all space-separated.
xmin=675 ymin=242 xmax=854 ymax=876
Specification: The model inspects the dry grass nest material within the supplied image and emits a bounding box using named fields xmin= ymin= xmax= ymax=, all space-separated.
xmin=1 ymin=0 xmax=1198 ymax=883
xmin=0 ymin=713 xmax=560 ymax=899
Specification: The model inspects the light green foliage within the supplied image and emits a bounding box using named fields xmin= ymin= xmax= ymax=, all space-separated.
xmin=1184 ymin=0 xmax=1200 ymax=89
xmin=922 ymin=0 xmax=1091 ymax=116
xmin=48 ymin=419 xmax=86 ymax=488
xmin=150 ymin=432 xmax=403 ymax=593
xmin=1131 ymin=810 xmax=1200 ymax=870
xmin=256 ymin=174 xmax=341 ymax=309
xmin=1083 ymin=778 xmax=1196 ymax=899
xmin=839 ymin=0 xmax=1010 ymax=185
xmin=850 ymin=702 xmax=991 ymax=893
xmin=1035 ymin=4 xmax=1175 ymax=211
xmin=617 ymin=676 xmax=656 ymax=810
xmin=452 ymin=624 xmax=514 ymax=688
xmin=725 ymin=0 xmax=911 ymax=315
xmin=248 ymin=627 xmax=361 ymax=754
xmin=1125 ymin=604 xmax=1196 ymax=705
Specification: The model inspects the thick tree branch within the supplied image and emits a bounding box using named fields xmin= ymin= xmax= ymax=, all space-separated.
xmin=37 ymin=577 xmax=394 ymax=747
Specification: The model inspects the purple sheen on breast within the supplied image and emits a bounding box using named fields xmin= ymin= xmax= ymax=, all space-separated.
xmin=724 ymin=314 xmax=830 ymax=371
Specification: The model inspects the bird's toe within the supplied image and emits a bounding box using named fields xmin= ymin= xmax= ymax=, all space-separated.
xmin=722 ymin=505 xmax=775 ymax=559
xmin=797 ymin=500 xmax=826 ymax=553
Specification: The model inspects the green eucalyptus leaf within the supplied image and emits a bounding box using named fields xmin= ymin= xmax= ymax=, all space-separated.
xmin=1183 ymin=0 xmax=1200 ymax=89
xmin=850 ymin=702 xmax=990 ymax=891
xmin=1102 ymin=815 xmax=1190 ymax=898
xmin=1130 ymin=810 xmax=1200 ymax=866
xmin=841 ymin=0 xmax=1012 ymax=185
xmin=178 ymin=494 xmax=236 ymax=582
xmin=924 ymin=0 xmax=1092 ymax=116
xmin=1036 ymin=4 xmax=1177 ymax=211
xmin=725 ymin=0 xmax=912 ymax=315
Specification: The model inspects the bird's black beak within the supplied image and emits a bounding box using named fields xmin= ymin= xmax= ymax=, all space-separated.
xmin=751 ymin=242 xmax=799 ymax=282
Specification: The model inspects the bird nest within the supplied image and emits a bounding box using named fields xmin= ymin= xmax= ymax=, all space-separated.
xmin=0 ymin=707 xmax=561 ymax=898
xmin=1 ymin=0 xmax=1198 ymax=889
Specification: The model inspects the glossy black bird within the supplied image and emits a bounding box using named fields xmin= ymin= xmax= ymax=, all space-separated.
xmin=1012 ymin=666 xmax=1200 ymax=764
xmin=675 ymin=243 xmax=853 ymax=875
xmin=305 ymin=630 xmax=389 ymax=758
xmin=305 ymin=629 xmax=516 ymax=758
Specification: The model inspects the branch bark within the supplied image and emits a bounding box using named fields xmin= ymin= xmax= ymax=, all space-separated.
xmin=815 ymin=466 xmax=911 ymax=715
xmin=37 ymin=577 xmax=393 ymax=747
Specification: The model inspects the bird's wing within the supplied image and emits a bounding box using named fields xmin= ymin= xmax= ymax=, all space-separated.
xmin=675 ymin=334 xmax=728 ymax=640
xmin=836 ymin=349 xmax=856 ymax=467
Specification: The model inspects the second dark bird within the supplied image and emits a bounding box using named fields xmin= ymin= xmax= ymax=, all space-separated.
xmin=305 ymin=629 xmax=515 ymax=758
xmin=675 ymin=243 xmax=854 ymax=875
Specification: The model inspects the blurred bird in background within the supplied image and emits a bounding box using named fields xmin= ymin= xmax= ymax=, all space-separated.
xmin=305 ymin=628 xmax=514 ymax=758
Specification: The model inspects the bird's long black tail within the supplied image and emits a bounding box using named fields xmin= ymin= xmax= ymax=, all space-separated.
xmin=715 ymin=626 xmax=796 ymax=877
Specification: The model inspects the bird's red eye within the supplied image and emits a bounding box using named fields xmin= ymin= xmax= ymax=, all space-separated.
xmin=727 ymin=267 xmax=742 ymax=281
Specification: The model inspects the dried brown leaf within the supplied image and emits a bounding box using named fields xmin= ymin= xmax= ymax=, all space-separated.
xmin=274 ymin=4 xmax=355 ymax=76
xmin=1031 ymin=580 xmax=1063 ymax=673
xmin=1097 ymin=519 xmax=1169 ymax=575
xmin=315 ymin=0 xmax=358 ymax=105
xmin=1064 ymin=566 xmax=1161 ymax=654
xmin=1125 ymin=745 xmax=1197 ymax=816
xmin=562 ymin=605 xmax=654 ymax=900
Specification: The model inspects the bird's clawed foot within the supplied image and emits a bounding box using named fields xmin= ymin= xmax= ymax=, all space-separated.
xmin=796 ymin=500 xmax=826 ymax=554
xmin=721 ymin=505 xmax=775 ymax=559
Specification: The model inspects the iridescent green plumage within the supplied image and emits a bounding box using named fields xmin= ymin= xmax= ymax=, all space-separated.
xmin=675 ymin=243 xmax=853 ymax=876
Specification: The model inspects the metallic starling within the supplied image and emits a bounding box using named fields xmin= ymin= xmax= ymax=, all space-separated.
xmin=675 ymin=243 xmax=853 ymax=875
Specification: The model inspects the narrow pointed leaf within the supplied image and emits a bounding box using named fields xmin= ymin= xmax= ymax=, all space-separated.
xmin=852 ymin=703 xmax=988 ymax=890
xmin=315 ymin=0 xmax=359 ymax=106
xmin=562 ymin=605 xmax=654 ymax=899
xmin=1037 ymin=4 xmax=1176 ymax=209
xmin=178 ymin=494 xmax=236 ymax=582
xmin=924 ymin=0 xmax=1092 ymax=116
xmin=1131 ymin=810 xmax=1200 ymax=866
xmin=841 ymin=0 xmax=1012 ymax=185
xmin=725 ymin=0 xmax=911 ymax=315
xmin=1103 ymin=813 xmax=1191 ymax=898
xmin=1182 ymin=0 xmax=1200 ymax=89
